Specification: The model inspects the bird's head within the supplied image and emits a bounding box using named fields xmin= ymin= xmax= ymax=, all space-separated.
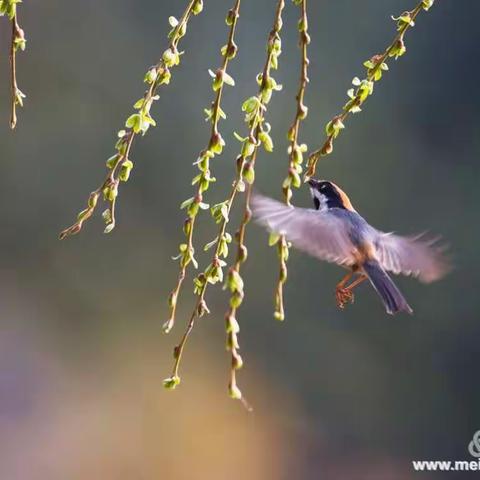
xmin=307 ymin=179 xmax=356 ymax=212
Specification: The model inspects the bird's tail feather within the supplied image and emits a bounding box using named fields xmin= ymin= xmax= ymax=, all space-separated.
xmin=363 ymin=260 xmax=413 ymax=315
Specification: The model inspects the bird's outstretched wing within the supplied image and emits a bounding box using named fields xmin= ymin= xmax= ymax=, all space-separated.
xmin=374 ymin=232 xmax=450 ymax=283
xmin=251 ymin=194 xmax=357 ymax=266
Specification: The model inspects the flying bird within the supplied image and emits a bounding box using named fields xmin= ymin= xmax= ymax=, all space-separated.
xmin=252 ymin=179 xmax=450 ymax=314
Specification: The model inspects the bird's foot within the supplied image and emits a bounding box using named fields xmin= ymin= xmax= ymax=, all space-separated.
xmin=335 ymin=287 xmax=354 ymax=309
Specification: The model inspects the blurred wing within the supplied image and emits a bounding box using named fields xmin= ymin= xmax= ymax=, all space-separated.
xmin=374 ymin=232 xmax=450 ymax=283
xmin=252 ymin=194 xmax=357 ymax=266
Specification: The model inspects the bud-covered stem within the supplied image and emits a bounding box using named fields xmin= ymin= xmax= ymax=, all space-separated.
xmin=1 ymin=0 xmax=27 ymax=129
xmin=223 ymin=0 xmax=285 ymax=405
xmin=59 ymin=0 xmax=204 ymax=240
xmin=305 ymin=0 xmax=434 ymax=180
xmin=165 ymin=156 xmax=247 ymax=389
xmin=163 ymin=0 xmax=285 ymax=398
xmin=164 ymin=0 xmax=242 ymax=336
xmin=273 ymin=0 xmax=310 ymax=321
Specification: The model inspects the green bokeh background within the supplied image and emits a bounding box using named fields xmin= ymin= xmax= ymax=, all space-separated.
xmin=1 ymin=1 xmax=478 ymax=478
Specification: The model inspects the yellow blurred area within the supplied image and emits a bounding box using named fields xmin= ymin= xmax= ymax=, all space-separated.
xmin=0 ymin=330 xmax=302 ymax=480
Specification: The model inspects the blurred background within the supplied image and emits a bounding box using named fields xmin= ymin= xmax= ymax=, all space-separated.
xmin=0 ymin=1 xmax=478 ymax=478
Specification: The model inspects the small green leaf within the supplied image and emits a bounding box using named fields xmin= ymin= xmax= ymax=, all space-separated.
xmin=125 ymin=113 xmax=141 ymax=131
xmin=233 ymin=131 xmax=246 ymax=142
xmin=180 ymin=197 xmax=195 ymax=210
xmin=242 ymin=96 xmax=260 ymax=114
xmin=222 ymin=71 xmax=235 ymax=87
xmin=269 ymin=232 xmax=280 ymax=246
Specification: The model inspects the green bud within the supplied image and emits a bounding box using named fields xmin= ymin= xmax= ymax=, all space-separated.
xmin=269 ymin=232 xmax=280 ymax=246
xmin=389 ymin=37 xmax=406 ymax=59
xmin=422 ymin=0 xmax=434 ymax=10
xmin=144 ymin=68 xmax=157 ymax=84
xmin=225 ymin=314 xmax=240 ymax=334
xmin=119 ymin=159 xmax=133 ymax=182
xmin=242 ymin=164 xmax=255 ymax=184
xmin=298 ymin=17 xmax=307 ymax=32
xmin=163 ymin=48 xmax=178 ymax=67
xmin=242 ymin=96 xmax=260 ymax=114
xmin=103 ymin=184 xmax=118 ymax=202
xmin=88 ymin=192 xmax=99 ymax=209
xmin=180 ymin=197 xmax=195 ymax=210
xmin=259 ymin=131 xmax=274 ymax=152
xmin=163 ymin=375 xmax=181 ymax=390
xmin=321 ymin=137 xmax=334 ymax=156
xmin=225 ymin=42 xmax=238 ymax=60
xmin=290 ymin=169 xmax=301 ymax=189
xmin=392 ymin=13 xmax=415 ymax=31
xmin=238 ymin=244 xmax=248 ymax=262
xmin=222 ymin=71 xmax=235 ymax=87
xmin=125 ymin=113 xmax=141 ymax=133
xmin=227 ymin=269 xmax=244 ymax=293
xmin=102 ymin=208 xmax=112 ymax=224
xmin=77 ymin=209 xmax=89 ymax=222
xmin=230 ymin=290 xmax=244 ymax=309
xmin=261 ymin=87 xmax=273 ymax=104
xmin=106 ymin=154 xmax=120 ymax=169
xmin=158 ymin=68 xmax=171 ymax=85
xmin=228 ymin=382 xmax=242 ymax=400
xmin=226 ymin=8 xmax=237 ymax=25
xmin=210 ymin=132 xmax=225 ymax=154
xmin=104 ymin=222 xmax=115 ymax=234
xmin=192 ymin=0 xmax=203 ymax=15
xmin=226 ymin=331 xmax=239 ymax=350
xmin=241 ymin=141 xmax=256 ymax=158
xmin=168 ymin=291 xmax=177 ymax=308
xmin=232 ymin=352 xmax=243 ymax=370
xmin=162 ymin=318 xmax=174 ymax=334
xmin=209 ymin=69 xmax=223 ymax=91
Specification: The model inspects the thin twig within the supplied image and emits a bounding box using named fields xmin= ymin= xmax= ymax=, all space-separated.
xmin=3 ymin=3 xmax=26 ymax=129
xmin=273 ymin=0 xmax=310 ymax=321
xmin=305 ymin=0 xmax=434 ymax=180
xmin=223 ymin=0 xmax=285 ymax=405
xmin=165 ymin=0 xmax=242 ymax=335
xmin=163 ymin=0 xmax=286 ymax=400
xmin=59 ymin=0 xmax=204 ymax=239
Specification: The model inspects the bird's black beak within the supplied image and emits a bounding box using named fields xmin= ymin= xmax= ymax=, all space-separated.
xmin=307 ymin=179 xmax=318 ymax=188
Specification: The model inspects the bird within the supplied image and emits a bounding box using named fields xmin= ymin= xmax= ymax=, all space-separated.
xmin=252 ymin=179 xmax=450 ymax=314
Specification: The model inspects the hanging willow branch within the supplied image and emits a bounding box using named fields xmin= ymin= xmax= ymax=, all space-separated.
xmin=47 ymin=0 xmax=438 ymax=406
xmin=162 ymin=0 xmax=437 ymax=403
xmin=271 ymin=0 xmax=310 ymax=322
xmin=304 ymin=0 xmax=435 ymax=180
xmin=223 ymin=0 xmax=285 ymax=404
xmin=163 ymin=0 xmax=285 ymax=403
xmin=1 ymin=0 xmax=27 ymax=129
xmin=164 ymin=0 xmax=242 ymax=336
xmin=59 ymin=0 xmax=204 ymax=240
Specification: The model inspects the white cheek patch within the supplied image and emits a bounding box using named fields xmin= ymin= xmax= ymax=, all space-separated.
xmin=310 ymin=187 xmax=329 ymax=212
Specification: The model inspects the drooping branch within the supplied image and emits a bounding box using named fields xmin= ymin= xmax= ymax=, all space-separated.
xmin=304 ymin=0 xmax=435 ymax=180
xmin=59 ymin=0 xmax=204 ymax=240
xmin=163 ymin=0 xmax=285 ymax=403
xmin=1 ymin=0 xmax=27 ymax=129
xmin=271 ymin=0 xmax=310 ymax=322
xmin=164 ymin=0 xmax=242 ymax=336
xmin=223 ymin=0 xmax=285 ymax=405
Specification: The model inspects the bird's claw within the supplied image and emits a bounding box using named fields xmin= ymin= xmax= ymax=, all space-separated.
xmin=336 ymin=287 xmax=354 ymax=309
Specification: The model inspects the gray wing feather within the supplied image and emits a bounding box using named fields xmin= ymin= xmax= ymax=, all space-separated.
xmin=251 ymin=194 xmax=358 ymax=266
xmin=374 ymin=232 xmax=450 ymax=283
